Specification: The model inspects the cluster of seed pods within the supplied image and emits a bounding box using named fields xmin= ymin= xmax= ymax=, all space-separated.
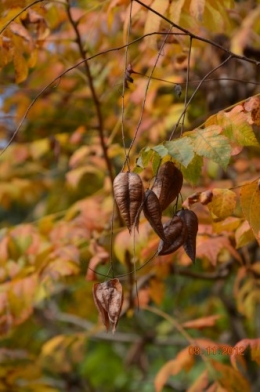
xmin=113 ymin=161 xmax=198 ymax=263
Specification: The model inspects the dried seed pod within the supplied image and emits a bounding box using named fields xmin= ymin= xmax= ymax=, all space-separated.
xmin=113 ymin=172 xmax=144 ymax=233
xmin=143 ymin=189 xmax=166 ymax=241
xmin=177 ymin=209 xmax=198 ymax=263
xmin=153 ymin=161 xmax=183 ymax=211
xmin=93 ymin=278 xmax=124 ymax=333
xmin=158 ymin=216 xmax=188 ymax=256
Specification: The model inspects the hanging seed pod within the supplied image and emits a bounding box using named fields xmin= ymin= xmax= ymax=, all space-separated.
xmin=158 ymin=216 xmax=188 ymax=256
xmin=113 ymin=172 xmax=144 ymax=233
xmin=153 ymin=161 xmax=183 ymax=211
xmin=93 ymin=278 xmax=123 ymax=333
xmin=143 ymin=189 xmax=166 ymax=241
xmin=177 ymin=209 xmax=198 ymax=263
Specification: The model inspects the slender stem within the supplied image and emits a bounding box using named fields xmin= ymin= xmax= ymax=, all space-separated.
xmin=169 ymin=54 xmax=232 ymax=140
xmin=181 ymin=37 xmax=192 ymax=134
xmin=66 ymin=0 xmax=114 ymax=185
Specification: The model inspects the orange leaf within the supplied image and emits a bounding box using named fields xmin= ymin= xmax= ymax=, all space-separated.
xmin=187 ymin=369 xmax=209 ymax=392
xmin=244 ymin=96 xmax=260 ymax=127
xmin=210 ymin=359 xmax=250 ymax=391
xmin=240 ymin=179 xmax=260 ymax=243
xmin=182 ymin=314 xmax=221 ymax=329
xmin=196 ymin=235 xmax=241 ymax=266
xmin=154 ymin=347 xmax=194 ymax=392
xmin=13 ymin=50 xmax=28 ymax=83
xmin=231 ymin=338 xmax=260 ymax=369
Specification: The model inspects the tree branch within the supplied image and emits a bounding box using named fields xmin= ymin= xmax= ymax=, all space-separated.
xmin=66 ymin=0 xmax=114 ymax=185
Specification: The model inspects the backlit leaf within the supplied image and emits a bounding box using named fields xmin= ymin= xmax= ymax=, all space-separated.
xmin=154 ymin=347 xmax=194 ymax=392
xmin=182 ymin=314 xmax=221 ymax=329
xmin=185 ymin=126 xmax=232 ymax=169
xmin=180 ymin=154 xmax=203 ymax=184
xmin=13 ymin=50 xmax=28 ymax=83
xmin=164 ymin=137 xmax=194 ymax=168
xmin=209 ymin=359 xmax=250 ymax=392
xmin=235 ymin=220 xmax=255 ymax=248
xmin=240 ymin=179 xmax=260 ymax=243
xmin=189 ymin=0 xmax=205 ymax=21
xmin=231 ymin=338 xmax=260 ymax=370
xmin=144 ymin=0 xmax=169 ymax=49
xmin=207 ymin=188 xmax=237 ymax=220
xmin=207 ymin=107 xmax=259 ymax=146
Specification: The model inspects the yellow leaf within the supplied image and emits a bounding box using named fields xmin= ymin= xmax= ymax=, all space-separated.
xmin=189 ymin=0 xmax=205 ymax=21
xmin=144 ymin=0 xmax=169 ymax=49
xmin=235 ymin=220 xmax=255 ymax=248
xmin=240 ymin=180 xmax=260 ymax=244
xmin=169 ymin=0 xmax=185 ymax=25
xmin=13 ymin=50 xmax=28 ymax=83
xmin=208 ymin=188 xmax=237 ymax=221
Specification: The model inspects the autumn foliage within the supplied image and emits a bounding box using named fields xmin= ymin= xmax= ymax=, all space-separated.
xmin=0 ymin=0 xmax=260 ymax=391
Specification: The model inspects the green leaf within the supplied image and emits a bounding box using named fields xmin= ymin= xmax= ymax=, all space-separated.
xmin=152 ymin=145 xmax=168 ymax=158
xmin=136 ymin=148 xmax=153 ymax=168
xmin=151 ymin=151 xmax=162 ymax=175
xmin=185 ymin=126 xmax=231 ymax=169
xmin=180 ymin=154 xmax=203 ymax=185
xmin=164 ymin=137 xmax=194 ymax=168
xmin=207 ymin=108 xmax=259 ymax=147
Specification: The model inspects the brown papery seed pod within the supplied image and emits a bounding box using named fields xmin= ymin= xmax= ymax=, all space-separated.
xmin=143 ymin=189 xmax=167 ymax=241
xmin=177 ymin=209 xmax=198 ymax=263
xmin=113 ymin=172 xmax=144 ymax=233
xmin=158 ymin=216 xmax=188 ymax=256
xmin=153 ymin=161 xmax=183 ymax=211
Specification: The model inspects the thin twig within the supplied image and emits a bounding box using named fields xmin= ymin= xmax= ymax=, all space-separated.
xmin=181 ymin=36 xmax=192 ymax=134
xmin=121 ymin=0 xmax=133 ymax=172
xmin=169 ymin=54 xmax=232 ymax=139
xmin=126 ymin=28 xmax=172 ymax=162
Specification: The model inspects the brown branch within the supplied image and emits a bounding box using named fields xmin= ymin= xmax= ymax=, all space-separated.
xmin=66 ymin=0 xmax=114 ymax=185
xmin=134 ymin=0 xmax=260 ymax=67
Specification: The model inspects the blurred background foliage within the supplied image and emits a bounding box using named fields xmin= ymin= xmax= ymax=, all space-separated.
xmin=0 ymin=0 xmax=260 ymax=391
